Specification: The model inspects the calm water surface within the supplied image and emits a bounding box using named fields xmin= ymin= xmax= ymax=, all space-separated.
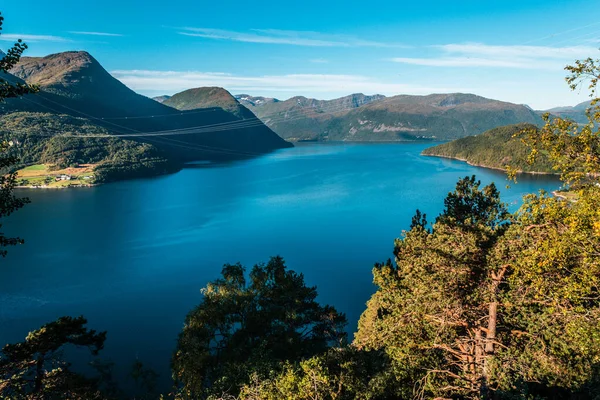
xmin=0 ymin=142 xmax=561 ymax=387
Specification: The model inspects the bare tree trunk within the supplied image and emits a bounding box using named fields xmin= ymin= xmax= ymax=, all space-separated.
xmin=481 ymin=266 xmax=508 ymax=400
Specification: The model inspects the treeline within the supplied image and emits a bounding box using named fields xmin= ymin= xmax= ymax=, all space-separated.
xmin=0 ymin=112 xmax=180 ymax=183
xmin=422 ymin=123 xmax=555 ymax=174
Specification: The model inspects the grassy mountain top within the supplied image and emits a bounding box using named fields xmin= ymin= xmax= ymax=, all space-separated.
xmin=11 ymin=51 xmax=98 ymax=88
xmin=3 ymin=51 xmax=290 ymax=172
xmin=422 ymin=123 xmax=554 ymax=173
xmin=369 ymin=93 xmax=530 ymax=113
xmin=163 ymin=87 xmax=252 ymax=118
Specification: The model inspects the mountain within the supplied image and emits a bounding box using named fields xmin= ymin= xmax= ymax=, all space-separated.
xmin=164 ymin=87 xmax=253 ymax=119
xmin=236 ymin=92 xmax=542 ymax=142
xmin=5 ymin=51 xmax=291 ymax=165
xmin=541 ymin=100 xmax=593 ymax=124
xmin=3 ymin=112 xmax=179 ymax=184
xmin=152 ymin=95 xmax=171 ymax=103
xmin=236 ymin=93 xmax=387 ymax=141
xmin=422 ymin=123 xmax=554 ymax=174
xmin=235 ymin=94 xmax=279 ymax=107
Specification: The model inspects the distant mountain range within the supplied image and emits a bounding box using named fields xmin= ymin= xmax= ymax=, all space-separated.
xmin=231 ymin=92 xmax=542 ymax=141
xmin=2 ymin=51 xmax=291 ymax=183
xmin=5 ymin=49 xmax=592 ymax=186
xmin=540 ymin=100 xmax=593 ymax=124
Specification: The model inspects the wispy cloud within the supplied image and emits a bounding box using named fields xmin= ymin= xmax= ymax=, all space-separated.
xmin=392 ymin=57 xmax=540 ymax=69
xmin=392 ymin=43 xmax=598 ymax=69
xmin=110 ymin=69 xmax=465 ymax=97
xmin=0 ymin=34 xmax=69 ymax=42
xmin=68 ymin=31 xmax=123 ymax=37
xmin=437 ymin=43 xmax=596 ymax=59
xmin=178 ymin=27 xmax=406 ymax=48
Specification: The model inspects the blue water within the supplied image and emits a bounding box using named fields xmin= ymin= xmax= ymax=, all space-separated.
xmin=0 ymin=142 xmax=560 ymax=388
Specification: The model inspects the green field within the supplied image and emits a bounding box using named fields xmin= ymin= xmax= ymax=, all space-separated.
xmin=22 ymin=164 xmax=46 ymax=171
xmin=16 ymin=164 xmax=95 ymax=188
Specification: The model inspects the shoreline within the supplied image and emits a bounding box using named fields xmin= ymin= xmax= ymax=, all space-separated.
xmin=15 ymin=183 xmax=98 ymax=190
xmin=421 ymin=153 xmax=559 ymax=176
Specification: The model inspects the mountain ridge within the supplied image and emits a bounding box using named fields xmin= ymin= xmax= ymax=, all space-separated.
xmin=235 ymin=91 xmax=542 ymax=141
xmin=5 ymin=51 xmax=291 ymax=164
xmin=1 ymin=51 xmax=291 ymax=185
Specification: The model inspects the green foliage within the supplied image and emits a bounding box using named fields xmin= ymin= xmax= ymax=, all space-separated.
xmin=239 ymin=348 xmax=399 ymax=400
xmin=355 ymin=173 xmax=600 ymax=399
xmin=436 ymin=175 xmax=510 ymax=230
xmin=0 ymin=316 xmax=107 ymax=399
xmin=0 ymin=142 xmax=29 ymax=256
xmin=518 ymin=55 xmax=600 ymax=188
xmin=172 ymin=256 xmax=347 ymax=399
xmin=487 ymin=188 xmax=600 ymax=398
xmin=0 ymin=12 xmax=38 ymax=101
xmin=0 ymin=16 xmax=34 ymax=256
xmin=1 ymin=112 xmax=180 ymax=183
xmin=422 ymin=123 xmax=555 ymax=174
xmin=355 ymin=177 xmax=511 ymax=399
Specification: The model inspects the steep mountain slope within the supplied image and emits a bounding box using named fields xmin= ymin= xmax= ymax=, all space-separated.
xmin=542 ymin=100 xmax=593 ymax=124
xmin=422 ymin=123 xmax=554 ymax=173
xmin=164 ymin=87 xmax=254 ymax=119
xmin=236 ymin=92 xmax=542 ymax=142
xmin=2 ymin=112 xmax=178 ymax=183
xmin=236 ymin=93 xmax=386 ymax=141
xmin=326 ymin=93 xmax=543 ymax=141
xmin=4 ymin=51 xmax=291 ymax=164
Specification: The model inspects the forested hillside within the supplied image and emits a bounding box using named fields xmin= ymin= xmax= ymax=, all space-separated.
xmin=422 ymin=123 xmax=555 ymax=174
xmin=0 ymin=51 xmax=291 ymax=185
xmin=2 ymin=112 xmax=178 ymax=184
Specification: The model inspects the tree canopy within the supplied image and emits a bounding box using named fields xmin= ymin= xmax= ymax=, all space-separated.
xmin=0 ymin=316 xmax=107 ymax=399
xmin=172 ymin=256 xmax=347 ymax=399
xmin=351 ymin=54 xmax=600 ymax=399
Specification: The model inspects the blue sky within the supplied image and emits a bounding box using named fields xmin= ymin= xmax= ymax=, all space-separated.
xmin=2 ymin=0 xmax=600 ymax=109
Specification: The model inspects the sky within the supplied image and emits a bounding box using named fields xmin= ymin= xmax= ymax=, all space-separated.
xmin=2 ymin=0 xmax=600 ymax=109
